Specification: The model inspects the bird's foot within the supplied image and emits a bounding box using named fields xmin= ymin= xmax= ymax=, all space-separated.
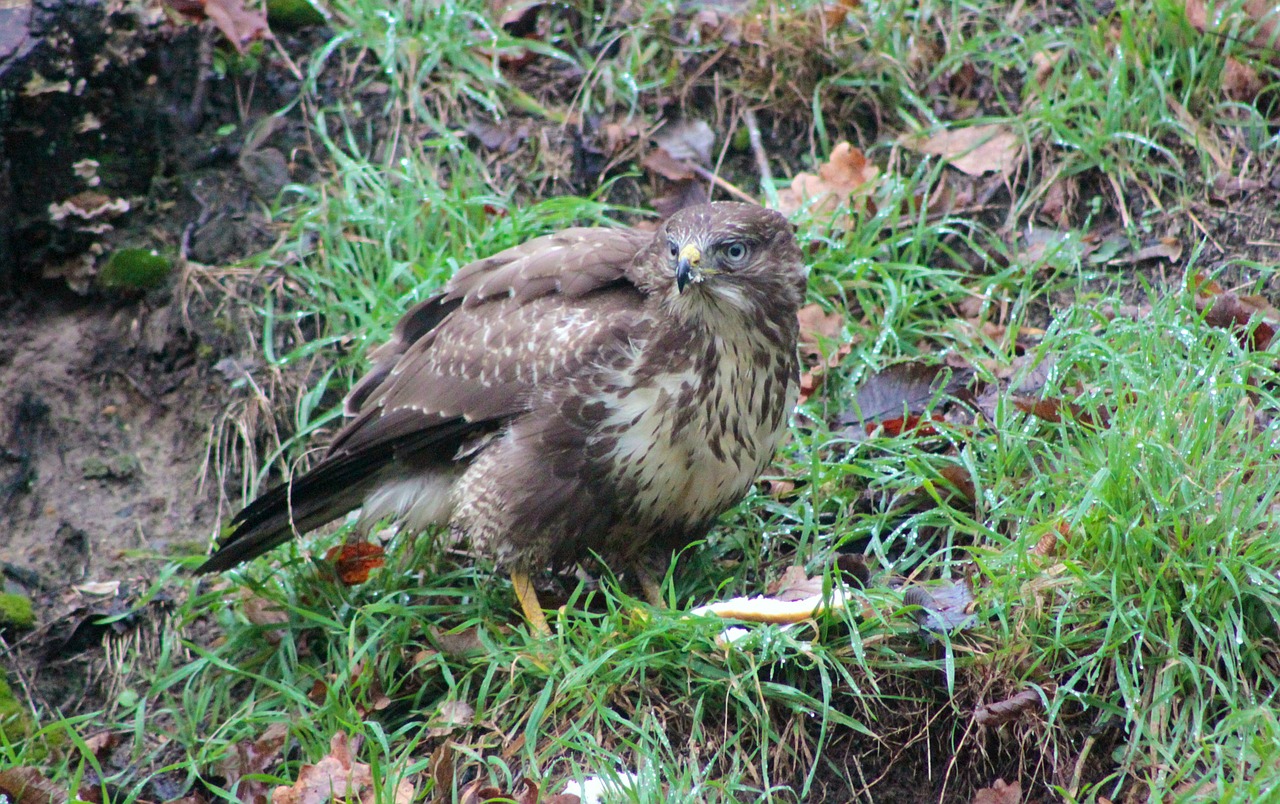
xmin=511 ymin=570 xmax=551 ymax=636
xmin=633 ymin=564 xmax=666 ymax=610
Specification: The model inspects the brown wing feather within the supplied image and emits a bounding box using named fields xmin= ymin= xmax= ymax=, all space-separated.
xmin=197 ymin=225 xmax=654 ymax=573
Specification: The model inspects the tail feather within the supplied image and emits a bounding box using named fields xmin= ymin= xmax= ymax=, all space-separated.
xmin=197 ymin=417 xmax=486 ymax=573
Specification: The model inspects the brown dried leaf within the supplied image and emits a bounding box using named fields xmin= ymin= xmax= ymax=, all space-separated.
xmin=839 ymin=362 xmax=972 ymax=433
xmin=429 ymin=625 xmax=486 ymax=657
xmin=1194 ymin=276 xmax=1280 ymax=351
xmin=937 ymin=464 xmax=976 ymax=504
xmin=222 ymin=721 xmax=289 ymax=804
xmin=1128 ymin=236 xmax=1183 ymax=263
xmin=0 ymin=768 xmax=67 ymax=804
xmin=971 ymin=778 xmax=1022 ymax=804
xmin=1031 ymin=49 xmax=1063 ymax=86
xmin=1222 ymin=56 xmax=1264 ymax=101
xmin=272 ymin=732 xmax=413 ymax=804
xmin=1186 ymin=0 xmax=1280 ymax=60
xmin=652 ymin=119 xmax=714 ymax=164
xmin=1028 ymin=523 xmax=1066 ymax=557
xmin=165 ymin=0 xmax=270 ymax=54
xmin=759 ymin=478 xmax=797 ymax=499
xmin=240 ymin=589 xmax=288 ymax=644
xmin=1011 ymin=396 xmax=1111 ymax=429
xmin=795 ymin=303 xmax=852 ymax=404
xmin=461 ymin=778 xmax=577 ymax=804
xmin=325 ymin=540 xmax=386 ymax=585
xmin=902 ymin=578 xmax=976 ymax=634
xmin=975 ymin=690 xmax=1042 ymax=728
xmin=766 ymin=566 xmax=825 ymax=602
xmin=797 ymin=304 xmax=846 ymax=367
xmin=1212 ymin=173 xmax=1267 ymax=199
xmin=427 ymin=700 xmax=475 ymax=738
xmin=906 ymin=124 xmax=1022 ymax=177
xmin=640 ymin=147 xmax=696 ymax=182
xmin=775 ymin=142 xmax=879 ymax=223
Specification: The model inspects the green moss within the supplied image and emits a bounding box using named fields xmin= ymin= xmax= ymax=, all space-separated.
xmin=0 ymin=672 xmax=33 ymax=739
xmin=98 ymin=247 xmax=172 ymax=290
xmin=267 ymin=0 xmax=325 ymax=29
xmin=0 ymin=593 xmax=34 ymax=630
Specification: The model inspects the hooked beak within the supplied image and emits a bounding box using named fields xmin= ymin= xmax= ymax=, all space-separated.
xmin=675 ymin=244 xmax=702 ymax=293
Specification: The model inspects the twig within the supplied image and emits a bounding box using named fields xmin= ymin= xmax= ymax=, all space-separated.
xmin=186 ymin=24 xmax=215 ymax=131
xmin=743 ymin=108 xmax=778 ymax=206
xmin=690 ymin=163 xmax=758 ymax=205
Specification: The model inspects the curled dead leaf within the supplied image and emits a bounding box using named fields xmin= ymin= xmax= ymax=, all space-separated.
xmin=775 ymin=142 xmax=879 ymax=224
xmin=974 ymin=690 xmax=1042 ymax=727
xmin=905 ymin=124 xmax=1022 ymax=177
xmin=325 ymin=540 xmax=386 ymax=585
xmin=972 ymin=778 xmax=1022 ymax=804
xmin=902 ymin=578 xmax=976 ymax=634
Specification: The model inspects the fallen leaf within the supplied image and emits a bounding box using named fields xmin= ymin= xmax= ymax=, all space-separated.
xmin=691 ymin=582 xmax=851 ymax=624
xmin=1031 ymin=49 xmax=1063 ymax=86
xmin=795 ymin=303 xmax=852 ymax=403
xmin=1193 ymin=275 xmax=1280 ymax=351
xmin=429 ymin=625 xmax=486 ymax=657
xmin=164 ymin=0 xmax=270 ymax=54
xmin=1028 ymin=523 xmax=1066 ymax=557
xmin=271 ymin=732 xmax=413 ymax=804
xmin=766 ymin=566 xmax=824 ymax=601
xmin=74 ymin=580 xmax=121 ymax=596
xmin=1011 ymin=396 xmax=1111 ymax=429
xmin=428 ymin=700 xmax=475 ymax=738
xmin=937 ymin=464 xmax=977 ymax=504
xmin=972 ymin=778 xmax=1022 ymax=804
xmin=325 ymin=541 xmax=386 ymax=585
xmin=1186 ymin=0 xmax=1280 ymax=61
xmin=0 ymin=768 xmax=67 ymax=804
xmin=974 ymin=691 xmax=1041 ymax=728
xmin=1126 ymin=236 xmax=1183 ymax=264
xmin=838 ymin=362 xmax=973 ymax=434
xmin=1212 ymin=173 xmax=1266 ymax=199
xmin=652 ymin=118 xmax=714 ymax=164
xmin=775 ymin=141 xmax=879 ymax=223
xmin=461 ymin=778 xmax=579 ymax=804
xmin=902 ymin=578 xmax=976 ymax=634
xmin=1221 ymin=56 xmax=1264 ymax=101
xmin=241 ymin=590 xmax=289 ymax=644
xmin=906 ymin=124 xmax=1022 ymax=177
xmin=222 ymin=721 xmax=289 ymax=804
xmin=758 ymin=478 xmax=797 ymax=499
xmin=641 ymin=147 xmax=696 ymax=182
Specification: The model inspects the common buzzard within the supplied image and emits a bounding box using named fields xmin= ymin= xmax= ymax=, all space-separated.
xmin=198 ymin=202 xmax=807 ymax=633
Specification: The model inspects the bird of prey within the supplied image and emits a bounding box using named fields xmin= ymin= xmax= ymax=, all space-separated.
xmin=198 ymin=202 xmax=807 ymax=633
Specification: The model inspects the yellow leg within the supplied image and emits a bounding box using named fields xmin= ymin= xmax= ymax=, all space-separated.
xmin=511 ymin=570 xmax=551 ymax=636
xmin=633 ymin=564 xmax=666 ymax=609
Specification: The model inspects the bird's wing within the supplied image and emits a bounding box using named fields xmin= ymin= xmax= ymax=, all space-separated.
xmin=331 ymin=225 xmax=654 ymax=456
xmin=197 ymin=226 xmax=653 ymax=572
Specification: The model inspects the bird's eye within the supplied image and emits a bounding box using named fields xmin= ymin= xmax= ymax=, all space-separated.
xmin=722 ymin=242 xmax=748 ymax=262
xmin=669 ymin=240 xmax=679 ymax=258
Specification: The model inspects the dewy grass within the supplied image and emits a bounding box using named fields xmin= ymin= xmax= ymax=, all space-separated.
xmin=960 ymin=292 xmax=1280 ymax=798
xmin=11 ymin=0 xmax=1280 ymax=800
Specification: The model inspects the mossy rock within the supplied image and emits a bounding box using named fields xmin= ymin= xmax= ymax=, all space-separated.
xmin=0 ymin=593 xmax=34 ymax=630
xmin=0 ymin=672 xmax=33 ymax=739
xmin=267 ymin=0 xmax=325 ymax=29
xmin=98 ymin=247 xmax=172 ymax=290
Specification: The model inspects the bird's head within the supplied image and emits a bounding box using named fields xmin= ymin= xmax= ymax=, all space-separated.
xmin=655 ymin=203 xmax=806 ymax=315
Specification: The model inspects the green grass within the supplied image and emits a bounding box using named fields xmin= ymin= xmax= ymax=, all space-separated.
xmin=6 ymin=0 xmax=1280 ymax=801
